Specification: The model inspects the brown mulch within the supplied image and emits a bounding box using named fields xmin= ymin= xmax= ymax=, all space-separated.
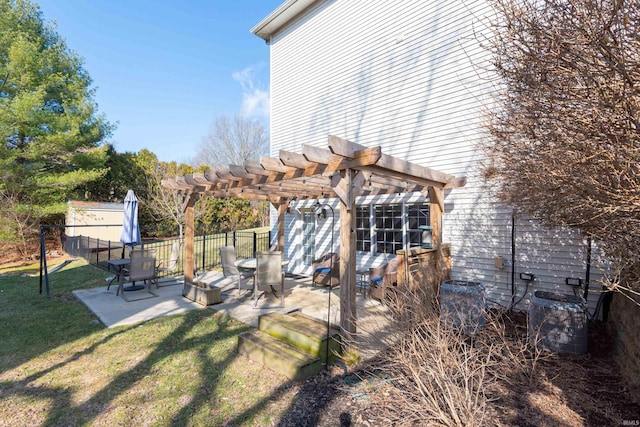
xmin=277 ymin=316 xmax=640 ymax=427
xmin=0 ymin=238 xmax=61 ymax=269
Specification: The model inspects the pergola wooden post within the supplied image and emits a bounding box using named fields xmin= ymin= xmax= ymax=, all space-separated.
xmin=429 ymin=186 xmax=448 ymax=285
xmin=338 ymin=199 xmax=356 ymax=340
xmin=183 ymin=193 xmax=197 ymax=284
xmin=273 ymin=199 xmax=289 ymax=251
xmin=334 ymin=169 xmax=359 ymax=342
xmin=429 ymin=187 xmax=444 ymax=247
xmin=163 ymin=136 xmax=466 ymax=340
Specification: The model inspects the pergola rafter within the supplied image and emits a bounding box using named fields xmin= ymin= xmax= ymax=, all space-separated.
xmin=162 ymin=135 xmax=466 ymax=342
xmin=163 ymin=137 xmax=465 ymax=202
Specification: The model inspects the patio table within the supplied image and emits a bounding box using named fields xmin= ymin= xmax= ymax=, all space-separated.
xmin=107 ymin=258 xmax=145 ymax=292
xmin=234 ymin=258 xmax=290 ymax=270
xmin=107 ymin=258 xmax=129 ymax=286
xmin=235 ymin=258 xmax=290 ymax=296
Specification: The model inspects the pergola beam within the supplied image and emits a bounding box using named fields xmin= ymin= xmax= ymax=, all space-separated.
xmin=328 ymin=135 xmax=466 ymax=189
xmin=325 ymin=146 xmax=381 ymax=174
xmin=167 ymin=138 xmax=463 ymax=202
xmin=260 ymin=156 xmax=289 ymax=173
xmin=244 ymin=161 xmax=272 ymax=176
xmin=301 ymin=144 xmax=334 ymax=164
xmin=280 ymin=149 xmax=314 ymax=169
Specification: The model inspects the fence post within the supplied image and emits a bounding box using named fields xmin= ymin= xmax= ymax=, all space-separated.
xmin=39 ymin=226 xmax=45 ymax=295
xmin=202 ymin=234 xmax=206 ymax=273
xmin=253 ymin=232 xmax=257 ymax=256
xmin=233 ymin=231 xmax=237 ymax=247
xmin=96 ymin=238 xmax=100 ymax=266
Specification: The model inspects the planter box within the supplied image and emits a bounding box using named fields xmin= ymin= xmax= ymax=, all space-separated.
xmin=182 ymin=274 xmax=237 ymax=306
xmin=182 ymin=282 xmax=222 ymax=306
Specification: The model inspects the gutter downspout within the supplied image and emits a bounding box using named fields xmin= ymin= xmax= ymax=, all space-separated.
xmin=584 ymin=237 xmax=591 ymax=301
xmin=510 ymin=212 xmax=516 ymax=310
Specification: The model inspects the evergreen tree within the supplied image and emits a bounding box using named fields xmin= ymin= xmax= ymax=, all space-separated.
xmin=0 ymin=0 xmax=113 ymax=252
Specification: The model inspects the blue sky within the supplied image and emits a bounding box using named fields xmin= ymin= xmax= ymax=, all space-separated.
xmin=37 ymin=0 xmax=282 ymax=163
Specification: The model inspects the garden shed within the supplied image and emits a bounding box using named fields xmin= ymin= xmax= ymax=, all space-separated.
xmin=66 ymin=201 xmax=124 ymax=242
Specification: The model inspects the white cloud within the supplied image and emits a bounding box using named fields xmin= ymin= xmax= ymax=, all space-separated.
xmin=232 ymin=64 xmax=270 ymax=120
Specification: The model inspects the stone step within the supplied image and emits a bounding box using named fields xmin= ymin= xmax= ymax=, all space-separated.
xmin=237 ymin=329 xmax=322 ymax=381
xmin=258 ymin=312 xmax=341 ymax=364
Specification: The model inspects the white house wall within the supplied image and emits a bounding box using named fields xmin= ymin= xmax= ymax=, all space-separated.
xmin=265 ymin=0 xmax=604 ymax=314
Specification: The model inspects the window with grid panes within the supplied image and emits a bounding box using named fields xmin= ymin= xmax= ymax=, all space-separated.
xmin=355 ymin=206 xmax=370 ymax=251
xmin=407 ymin=204 xmax=430 ymax=247
xmin=302 ymin=211 xmax=315 ymax=265
xmin=375 ymin=204 xmax=403 ymax=254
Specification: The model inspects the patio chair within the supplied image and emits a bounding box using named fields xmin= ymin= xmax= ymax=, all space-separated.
xmin=369 ymin=258 xmax=398 ymax=301
xmin=220 ymin=246 xmax=254 ymax=295
xmin=254 ymin=250 xmax=284 ymax=308
xmin=117 ymin=248 xmax=158 ymax=296
xmin=156 ymin=241 xmax=181 ymax=277
xmin=312 ymin=252 xmax=340 ymax=288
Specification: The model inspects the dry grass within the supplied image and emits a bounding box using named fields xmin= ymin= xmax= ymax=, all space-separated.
xmin=359 ymin=287 xmax=578 ymax=426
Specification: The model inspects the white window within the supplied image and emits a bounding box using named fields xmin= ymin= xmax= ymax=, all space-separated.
xmin=407 ymin=204 xmax=430 ymax=248
xmin=301 ymin=211 xmax=315 ymax=266
xmin=355 ymin=206 xmax=371 ymax=252
xmin=356 ymin=202 xmax=431 ymax=255
xmin=375 ymin=204 xmax=404 ymax=254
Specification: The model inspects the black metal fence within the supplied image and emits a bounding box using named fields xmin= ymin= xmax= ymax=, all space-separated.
xmin=64 ymin=235 xmax=125 ymax=268
xmin=192 ymin=230 xmax=271 ymax=275
xmin=64 ymin=230 xmax=271 ymax=279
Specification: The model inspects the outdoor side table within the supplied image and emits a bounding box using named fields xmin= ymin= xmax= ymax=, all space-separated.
xmin=356 ymin=269 xmax=370 ymax=298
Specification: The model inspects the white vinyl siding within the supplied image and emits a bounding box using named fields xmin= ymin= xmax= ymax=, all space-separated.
xmin=266 ymin=0 xmax=605 ymax=314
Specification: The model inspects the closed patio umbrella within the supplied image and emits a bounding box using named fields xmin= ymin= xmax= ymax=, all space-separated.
xmin=120 ymin=189 xmax=143 ymax=291
xmin=120 ymin=189 xmax=141 ymax=247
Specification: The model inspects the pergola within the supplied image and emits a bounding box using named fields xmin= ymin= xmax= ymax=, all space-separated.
xmin=162 ymin=136 xmax=466 ymax=341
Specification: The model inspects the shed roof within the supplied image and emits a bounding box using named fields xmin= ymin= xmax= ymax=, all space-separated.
xmin=67 ymin=201 xmax=124 ymax=211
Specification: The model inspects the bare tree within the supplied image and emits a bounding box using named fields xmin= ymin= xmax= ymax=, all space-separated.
xmin=482 ymin=0 xmax=640 ymax=297
xmin=145 ymin=177 xmax=188 ymax=238
xmin=0 ymin=189 xmax=38 ymax=257
xmin=136 ymin=149 xmax=203 ymax=238
xmin=196 ymin=113 xmax=269 ymax=169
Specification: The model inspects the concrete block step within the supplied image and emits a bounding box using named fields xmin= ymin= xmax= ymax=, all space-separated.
xmin=237 ymin=329 xmax=322 ymax=381
xmin=258 ymin=312 xmax=341 ymax=364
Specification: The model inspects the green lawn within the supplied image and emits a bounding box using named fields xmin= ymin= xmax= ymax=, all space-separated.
xmin=0 ymin=258 xmax=297 ymax=426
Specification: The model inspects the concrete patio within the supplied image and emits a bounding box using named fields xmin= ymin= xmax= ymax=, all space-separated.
xmin=73 ymin=274 xmax=396 ymax=360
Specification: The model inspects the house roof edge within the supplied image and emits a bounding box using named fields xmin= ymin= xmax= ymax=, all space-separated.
xmin=251 ymin=0 xmax=323 ymax=42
